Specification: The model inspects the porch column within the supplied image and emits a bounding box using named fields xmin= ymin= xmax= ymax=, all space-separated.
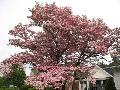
xmin=101 ymin=80 xmax=103 ymax=90
xmin=86 ymin=81 xmax=89 ymax=90
xmin=101 ymin=80 xmax=103 ymax=85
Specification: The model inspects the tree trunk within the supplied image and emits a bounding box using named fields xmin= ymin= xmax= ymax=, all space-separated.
xmin=62 ymin=80 xmax=81 ymax=90
xmin=72 ymin=80 xmax=81 ymax=90
xmin=65 ymin=81 xmax=73 ymax=90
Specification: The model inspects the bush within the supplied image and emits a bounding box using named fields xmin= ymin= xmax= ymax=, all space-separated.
xmin=0 ymin=85 xmax=36 ymax=90
xmin=19 ymin=85 xmax=36 ymax=90
xmin=0 ymin=87 xmax=19 ymax=90
xmin=28 ymin=88 xmax=36 ymax=90
xmin=44 ymin=86 xmax=53 ymax=90
xmin=0 ymin=88 xmax=4 ymax=90
xmin=5 ymin=87 xmax=17 ymax=90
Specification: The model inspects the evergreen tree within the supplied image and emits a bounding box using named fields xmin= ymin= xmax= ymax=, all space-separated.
xmin=104 ymin=77 xmax=117 ymax=90
xmin=5 ymin=64 xmax=26 ymax=88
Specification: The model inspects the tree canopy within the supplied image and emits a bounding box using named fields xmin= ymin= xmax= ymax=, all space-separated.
xmin=2 ymin=2 xmax=120 ymax=90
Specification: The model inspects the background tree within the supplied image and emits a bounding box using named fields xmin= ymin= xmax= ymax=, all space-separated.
xmin=104 ymin=77 xmax=117 ymax=90
xmin=0 ymin=64 xmax=29 ymax=90
xmin=5 ymin=64 xmax=26 ymax=89
xmin=0 ymin=77 xmax=5 ymax=87
xmin=109 ymin=48 xmax=120 ymax=66
xmin=2 ymin=2 xmax=118 ymax=89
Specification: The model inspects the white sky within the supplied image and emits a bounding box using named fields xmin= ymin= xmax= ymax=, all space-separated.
xmin=0 ymin=0 xmax=120 ymax=63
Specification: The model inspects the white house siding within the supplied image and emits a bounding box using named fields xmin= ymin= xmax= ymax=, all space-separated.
xmin=114 ymin=71 xmax=120 ymax=90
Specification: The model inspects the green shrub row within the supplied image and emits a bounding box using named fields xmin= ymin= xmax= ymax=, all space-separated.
xmin=0 ymin=87 xmax=36 ymax=90
xmin=0 ymin=87 xmax=18 ymax=90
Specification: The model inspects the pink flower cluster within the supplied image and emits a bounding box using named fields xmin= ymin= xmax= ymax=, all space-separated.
xmin=0 ymin=63 xmax=11 ymax=76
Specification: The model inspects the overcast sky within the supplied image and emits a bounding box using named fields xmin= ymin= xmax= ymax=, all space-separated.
xmin=0 ymin=0 xmax=120 ymax=63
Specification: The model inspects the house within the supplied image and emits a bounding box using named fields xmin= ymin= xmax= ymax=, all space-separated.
xmin=80 ymin=65 xmax=113 ymax=90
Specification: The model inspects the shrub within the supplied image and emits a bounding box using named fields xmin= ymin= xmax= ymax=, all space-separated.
xmin=28 ymin=88 xmax=36 ymax=90
xmin=0 ymin=87 xmax=19 ymax=90
xmin=20 ymin=85 xmax=36 ymax=90
xmin=44 ymin=86 xmax=53 ymax=90
xmin=0 ymin=88 xmax=4 ymax=90
xmin=5 ymin=87 xmax=16 ymax=90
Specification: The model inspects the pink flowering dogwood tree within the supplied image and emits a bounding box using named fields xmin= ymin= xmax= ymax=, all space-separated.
xmin=2 ymin=2 xmax=117 ymax=90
